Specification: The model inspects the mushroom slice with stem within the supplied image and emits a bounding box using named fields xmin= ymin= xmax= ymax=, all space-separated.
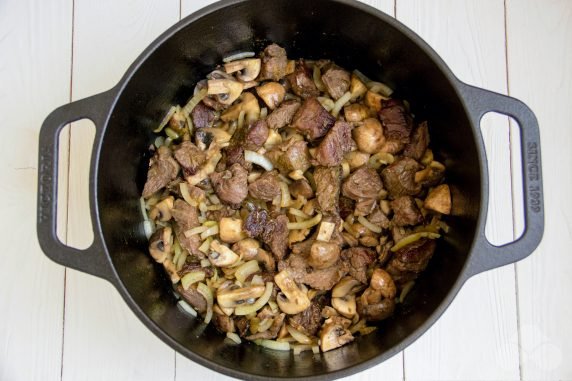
xmin=332 ymin=276 xmax=364 ymax=298
xmin=217 ymin=284 xmax=266 ymax=308
xmin=149 ymin=196 xmax=174 ymax=222
xmin=256 ymin=82 xmax=285 ymax=110
xmin=221 ymin=92 xmax=260 ymax=123
xmin=207 ymin=79 xmax=244 ymax=105
xmin=274 ymin=269 xmax=311 ymax=315
xmin=209 ymin=240 xmax=240 ymax=267
xmin=331 ymin=295 xmax=357 ymax=318
xmin=149 ymin=227 xmax=172 ymax=263
xmin=319 ymin=323 xmax=354 ymax=352
xmin=224 ymin=58 xmax=261 ymax=82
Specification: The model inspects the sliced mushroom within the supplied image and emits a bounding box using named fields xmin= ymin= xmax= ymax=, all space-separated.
xmin=232 ymin=238 xmax=260 ymax=261
xmin=344 ymin=103 xmax=370 ymax=122
xmin=344 ymin=151 xmax=370 ymax=170
xmin=319 ymin=323 xmax=354 ymax=352
xmin=217 ymin=284 xmax=266 ymax=308
xmin=162 ymin=258 xmax=180 ymax=283
xmin=308 ymin=241 xmax=340 ymax=270
xmin=353 ymin=118 xmax=385 ymax=154
xmin=424 ymin=184 xmax=451 ymax=214
xmin=350 ymin=73 xmax=367 ymax=100
xmin=221 ymin=92 xmax=260 ymax=122
xmin=256 ymin=248 xmax=275 ymax=272
xmin=364 ymin=90 xmax=384 ymax=112
xmin=207 ymin=79 xmax=244 ymax=105
xmin=370 ymin=268 xmax=396 ymax=298
xmin=224 ymin=58 xmax=262 ymax=82
xmin=149 ymin=227 xmax=172 ymax=263
xmin=332 ymin=295 xmax=357 ymax=318
xmin=209 ymin=239 xmax=240 ymax=267
xmin=274 ymin=269 xmax=311 ymax=314
xmin=256 ymin=82 xmax=285 ymax=110
xmin=332 ymin=276 xmax=364 ymax=298
xmin=149 ymin=196 xmax=174 ymax=222
xmin=219 ymin=217 xmax=246 ymax=243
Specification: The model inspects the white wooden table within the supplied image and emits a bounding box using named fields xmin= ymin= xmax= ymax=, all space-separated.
xmin=1 ymin=0 xmax=570 ymax=380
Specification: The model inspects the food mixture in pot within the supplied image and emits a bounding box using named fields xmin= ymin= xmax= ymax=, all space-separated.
xmin=140 ymin=44 xmax=451 ymax=354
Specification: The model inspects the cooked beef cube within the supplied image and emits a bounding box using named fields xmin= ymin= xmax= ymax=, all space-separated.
xmin=210 ymin=163 xmax=248 ymax=205
xmin=341 ymin=247 xmax=376 ymax=284
xmin=172 ymin=199 xmax=202 ymax=257
xmin=289 ymin=302 xmax=322 ymax=336
xmin=223 ymin=144 xmax=252 ymax=171
xmin=142 ymin=146 xmax=180 ymax=198
xmin=246 ymin=313 xmax=285 ymax=340
xmin=213 ymin=312 xmax=235 ymax=333
xmin=315 ymin=121 xmax=356 ymax=166
xmin=314 ymin=166 xmax=341 ymax=214
xmin=358 ymin=298 xmax=395 ymax=322
xmin=268 ymin=139 xmax=311 ymax=174
xmin=266 ymin=100 xmax=301 ymax=129
xmin=388 ymin=238 xmax=436 ymax=273
xmin=260 ymin=43 xmax=288 ymax=81
xmin=419 ymin=166 xmax=445 ymax=188
xmin=342 ymin=166 xmax=383 ymax=201
xmin=166 ymin=178 xmax=184 ymax=198
xmin=368 ymin=207 xmax=390 ymax=229
xmin=391 ymin=196 xmax=423 ymax=226
xmin=321 ymin=63 xmax=351 ymax=100
xmin=289 ymin=178 xmax=314 ymax=199
xmin=191 ymin=102 xmax=215 ymax=129
xmin=248 ymin=170 xmax=282 ymax=201
xmin=381 ymin=157 xmax=422 ymax=198
xmin=291 ymin=98 xmax=336 ymax=140
xmin=380 ymin=139 xmax=405 ymax=155
xmin=173 ymin=141 xmax=206 ymax=177
xmin=244 ymin=206 xmax=269 ymax=238
xmin=403 ymin=121 xmax=429 ymax=160
xmin=287 ymin=60 xmax=319 ymax=99
xmin=282 ymin=253 xmax=349 ymax=290
xmin=355 ymin=198 xmax=377 ymax=216
xmin=234 ymin=316 xmax=250 ymax=337
xmin=261 ymin=214 xmax=289 ymax=260
xmin=206 ymin=204 xmax=236 ymax=221
xmin=245 ymin=120 xmax=269 ymax=150
xmin=339 ymin=196 xmax=355 ymax=220
xmin=378 ymin=99 xmax=413 ymax=144
xmin=177 ymin=284 xmax=206 ymax=313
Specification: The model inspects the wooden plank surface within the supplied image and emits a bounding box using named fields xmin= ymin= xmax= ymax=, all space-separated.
xmin=396 ymin=1 xmax=521 ymax=379
xmin=0 ymin=1 xmax=70 ymax=380
xmin=506 ymin=1 xmax=572 ymax=379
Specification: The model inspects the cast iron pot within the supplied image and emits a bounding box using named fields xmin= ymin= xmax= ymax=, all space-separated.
xmin=37 ymin=0 xmax=544 ymax=379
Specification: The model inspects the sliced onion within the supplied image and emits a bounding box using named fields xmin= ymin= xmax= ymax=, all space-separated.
xmin=287 ymin=213 xmax=322 ymax=230
xmin=181 ymin=271 xmax=206 ymax=290
xmin=399 ymin=280 xmax=415 ymax=303
xmin=198 ymin=237 xmax=212 ymax=254
xmin=200 ymin=225 xmax=219 ymax=240
xmin=257 ymin=318 xmax=274 ymax=333
xmin=178 ymin=300 xmax=197 ymax=317
xmin=226 ymin=332 xmax=242 ymax=344
xmin=391 ymin=232 xmax=441 ymax=252
xmin=234 ymin=282 xmax=273 ymax=316
xmin=312 ymin=345 xmax=320 ymax=354
xmin=287 ymin=325 xmax=312 ymax=344
xmin=179 ymin=183 xmax=198 ymax=206
xmin=331 ymin=91 xmax=352 ymax=118
xmin=154 ymin=136 xmax=165 ymax=148
xmin=255 ymin=339 xmax=290 ymax=351
xmin=182 ymin=88 xmax=207 ymax=116
xmin=184 ymin=225 xmax=209 ymax=238
xmin=317 ymin=97 xmax=335 ymax=112
xmin=352 ymin=69 xmax=372 ymax=84
xmin=143 ymin=221 xmax=155 ymax=239
xmin=222 ymin=51 xmax=255 ymax=63
xmin=245 ymin=150 xmax=274 ymax=171
xmin=153 ymin=105 xmax=177 ymax=133
xmin=260 ymin=107 xmax=268 ymax=119
xmin=186 ymin=151 xmax=222 ymax=185
xmin=313 ymin=66 xmax=326 ymax=91
xmin=288 ymin=208 xmax=310 ymax=219
xmin=292 ymin=344 xmax=313 ymax=355
xmin=238 ymin=110 xmax=246 ymax=130
xmin=357 ymin=215 xmax=382 ymax=234
xmin=139 ymin=197 xmax=149 ymax=221
xmin=280 ymin=182 xmax=291 ymax=208
xmin=366 ymin=81 xmax=393 ymax=97
xmin=234 ymin=260 xmax=260 ymax=283
xmin=196 ymin=282 xmax=214 ymax=324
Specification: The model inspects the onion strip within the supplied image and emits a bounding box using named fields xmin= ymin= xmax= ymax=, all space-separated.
xmin=177 ymin=300 xmax=198 ymax=317
xmin=287 ymin=325 xmax=312 ymax=344
xmin=234 ymin=282 xmax=273 ymax=316
xmin=181 ymin=271 xmax=206 ymax=290
xmin=184 ymin=225 xmax=209 ymax=238
xmin=391 ymin=232 xmax=441 ymax=252
xmin=245 ymin=150 xmax=274 ymax=171
xmin=196 ymin=283 xmax=214 ymax=324
xmin=313 ymin=66 xmax=326 ymax=91
xmin=331 ymin=91 xmax=352 ymax=118
xmin=222 ymin=51 xmax=255 ymax=63
xmin=234 ymin=260 xmax=260 ymax=283
xmin=153 ymin=105 xmax=177 ymax=133
xmin=255 ymin=339 xmax=291 ymax=351
xmin=357 ymin=215 xmax=382 ymax=234
xmin=182 ymin=88 xmax=208 ymax=116
xmin=287 ymin=213 xmax=322 ymax=230
xmin=226 ymin=332 xmax=242 ymax=344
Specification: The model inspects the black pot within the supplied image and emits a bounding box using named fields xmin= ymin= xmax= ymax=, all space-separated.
xmin=37 ymin=0 xmax=544 ymax=379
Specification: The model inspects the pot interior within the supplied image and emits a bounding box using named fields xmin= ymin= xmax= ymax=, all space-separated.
xmin=97 ymin=0 xmax=481 ymax=378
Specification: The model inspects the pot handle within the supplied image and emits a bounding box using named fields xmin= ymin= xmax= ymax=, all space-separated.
xmin=460 ymin=83 xmax=544 ymax=276
xmin=37 ymin=90 xmax=116 ymax=282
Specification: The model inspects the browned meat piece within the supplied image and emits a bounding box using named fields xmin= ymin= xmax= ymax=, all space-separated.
xmin=210 ymin=163 xmax=248 ymax=205
xmin=289 ymin=178 xmax=314 ymax=199
xmin=315 ymin=121 xmax=356 ymax=166
xmin=368 ymin=207 xmax=390 ymax=229
xmin=341 ymin=247 xmax=376 ymax=284
xmin=339 ymin=196 xmax=355 ymax=220
xmin=378 ymin=99 xmax=413 ymax=144
xmin=142 ymin=146 xmax=180 ymax=198
xmin=355 ymin=198 xmax=377 ymax=216
xmin=381 ymin=157 xmax=422 ymax=198
xmin=268 ymin=139 xmax=311 ymax=174
xmin=244 ymin=206 xmax=269 ymax=238
xmin=389 ymin=238 xmax=436 ymax=273
xmin=266 ymin=100 xmax=301 ymax=129
xmin=321 ymin=63 xmax=351 ymax=100
xmin=179 ymin=262 xmax=215 ymax=278
xmin=287 ymin=60 xmax=319 ymax=99
xmin=357 ymin=297 xmax=395 ymax=322
xmin=291 ymin=98 xmax=336 ymax=140
xmin=380 ymin=139 xmax=405 ymax=155
xmin=289 ymin=302 xmax=322 ymax=336
xmin=223 ymin=144 xmax=252 ymax=171
xmin=261 ymin=214 xmax=289 ymax=260
xmin=191 ymin=102 xmax=215 ymax=129
xmin=213 ymin=312 xmax=235 ymax=333
xmin=403 ymin=121 xmax=429 ymax=160
xmin=246 ymin=313 xmax=286 ymax=340
xmin=419 ymin=166 xmax=445 ymax=188
xmin=260 ymin=43 xmax=288 ymax=81
xmin=283 ymin=253 xmax=349 ymax=290
xmin=205 ymin=204 xmax=236 ymax=221
xmin=314 ymin=166 xmax=341 ymax=214
xmin=248 ymin=170 xmax=281 ymax=201
xmin=173 ymin=141 xmax=206 ymax=177
xmin=172 ymin=199 xmax=202 ymax=257
xmin=177 ymin=284 xmax=206 ymax=313
xmin=234 ymin=316 xmax=250 ymax=337
xmin=342 ymin=166 xmax=383 ymax=201
xmin=245 ymin=120 xmax=269 ymax=150
xmin=391 ymin=196 xmax=423 ymax=226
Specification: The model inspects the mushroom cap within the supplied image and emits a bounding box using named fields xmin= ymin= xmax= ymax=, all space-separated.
xmin=332 ymin=295 xmax=357 ymax=318
xmin=319 ymin=323 xmax=354 ymax=352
